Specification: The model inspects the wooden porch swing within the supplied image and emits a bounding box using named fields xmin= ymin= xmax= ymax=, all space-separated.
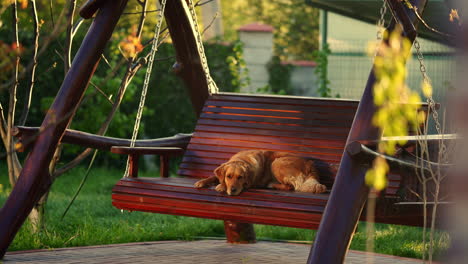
xmin=0 ymin=0 xmax=449 ymax=263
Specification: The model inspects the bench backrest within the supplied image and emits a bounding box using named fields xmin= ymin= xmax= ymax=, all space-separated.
xmin=178 ymin=93 xmax=360 ymax=188
xmin=178 ymin=92 xmax=424 ymax=197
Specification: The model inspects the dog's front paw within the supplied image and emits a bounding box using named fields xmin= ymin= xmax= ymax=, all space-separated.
xmin=215 ymin=184 xmax=227 ymax=193
xmin=194 ymin=179 xmax=207 ymax=188
xmin=310 ymin=183 xmax=327 ymax=194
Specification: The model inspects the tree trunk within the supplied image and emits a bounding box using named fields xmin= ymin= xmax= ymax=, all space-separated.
xmin=28 ymin=192 xmax=49 ymax=233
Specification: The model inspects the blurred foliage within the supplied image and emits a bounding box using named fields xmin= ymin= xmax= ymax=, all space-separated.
xmin=226 ymin=40 xmax=249 ymax=91
xmin=366 ymin=29 xmax=425 ymax=191
xmin=0 ymin=1 xmax=244 ymax=166
xmin=313 ymin=43 xmax=333 ymax=97
xmin=266 ymin=56 xmax=293 ymax=95
xmin=220 ymin=0 xmax=319 ymax=61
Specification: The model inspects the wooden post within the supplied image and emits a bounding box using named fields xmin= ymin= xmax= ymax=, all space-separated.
xmin=160 ymin=155 xmax=169 ymax=178
xmin=163 ymin=0 xmax=211 ymax=117
xmin=224 ymin=221 xmax=256 ymax=244
xmin=164 ymin=0 xmax=257 ymax=243
xmin=307 ymin=1 xmax=427 ymax=263
xmin=0 ymin=0 xmax=129 ymax=258
xmin=128 ymin=155 xmax=139 ymax=178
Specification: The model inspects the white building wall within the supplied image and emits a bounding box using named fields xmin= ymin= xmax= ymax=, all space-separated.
xmin=239 ymin=30 xmax=273 ymax=93
xmin=238 ymin=24 xmax=318 ymax=95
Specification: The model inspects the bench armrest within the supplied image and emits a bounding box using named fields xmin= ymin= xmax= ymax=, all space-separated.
xmin=111 ymin=146 xmax=184 ymax=156
xmin=111 ymin=146 xmax=184 ymax=178
xmin=346 ymin=140 xmax=451 ymax=175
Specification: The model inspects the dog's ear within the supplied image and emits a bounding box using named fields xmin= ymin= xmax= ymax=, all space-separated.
xmin=241 ymin=164 xmax=252 ymax=188
xmin=214 ymin=163 xmax=228 ymax=182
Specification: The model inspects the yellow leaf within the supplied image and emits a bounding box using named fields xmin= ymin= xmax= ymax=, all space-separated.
xmin=19 ymin=0 xmax=27 ymax=9
xmin=422 ymin=80 xmax=433 ymax=98
xmin=15 ymin=142 xmax=22 ymax=151
xmin=365 ymin=169 xmax=376 ymax=186
xmin=374 ymin=171 xmax=387 ymax=191
xmin=449 ymin=9 xmax=461 ymax=25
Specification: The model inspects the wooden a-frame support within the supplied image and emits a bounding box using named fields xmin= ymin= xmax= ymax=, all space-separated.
xmin=0 ymin=0 xmax=214 ymax=257
xmin=308 ymin=0 xmax=428 ymax=262
xmin=0 ymin=0 xmax=428 ymax=261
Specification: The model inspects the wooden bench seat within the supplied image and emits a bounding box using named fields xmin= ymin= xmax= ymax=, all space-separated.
xmin=111 ymin=92 xmax=428 ymax=232
xmin=113 ymin=177 xmax=328 ymax=229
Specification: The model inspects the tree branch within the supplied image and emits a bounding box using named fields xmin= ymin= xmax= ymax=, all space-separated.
xmin=202 ymin=11 xmax=219 ymax=36
xmin=89 ymin=81 xmax=114 ymax=105
xmin=49 ymin=0 xmax=55 ymax=27
xmin=64 ymin=0 xmax=77 ymax=74
xmin=72 ymin=17 xmax=84 ymax=38
xmin=0 ymin=104 xmax=22 ymax=184
xmin=6 ymin=1 xmax=21 ymax=186
xmin=18 ymin=0 xmax=40 ymax=126
xmin=195 ymin=0 xmax=215 ymax=7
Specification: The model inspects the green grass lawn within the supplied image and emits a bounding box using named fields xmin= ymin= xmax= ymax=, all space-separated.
xmin=0 ymin=165 xmax=449 ymax=259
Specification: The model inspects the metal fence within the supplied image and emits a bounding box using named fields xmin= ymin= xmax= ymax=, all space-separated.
xmin=327 ymin=39 xmax=456 ymax=106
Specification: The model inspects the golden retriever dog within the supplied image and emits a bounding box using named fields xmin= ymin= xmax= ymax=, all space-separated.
xmin=194 ymin=150 xmax=327 ymax=196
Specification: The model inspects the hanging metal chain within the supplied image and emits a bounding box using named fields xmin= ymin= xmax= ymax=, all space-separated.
xmin=414 ymin=40 xmax=440 ymax=132
xmin=376 ymin=0 xmax=387 ymax=42
xmin=372 ymin=0 xmax=388 ymax=59
xmin=413 ymin=39 xmax=448 ymax=162
xmin=124 ymin=0 xmax=167 ymax=177
xmin=187 ymin=0 xmax=219 ymax=94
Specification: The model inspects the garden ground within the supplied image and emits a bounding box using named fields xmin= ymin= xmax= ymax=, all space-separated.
xmin=3 ymin=240 xmax=431 ymax=263
xmin=0 ymin=166 xmax=449 ymax=259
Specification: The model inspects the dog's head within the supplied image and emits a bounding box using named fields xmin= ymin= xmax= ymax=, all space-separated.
xmin=214 ymin=161 xmax=251 ymax=195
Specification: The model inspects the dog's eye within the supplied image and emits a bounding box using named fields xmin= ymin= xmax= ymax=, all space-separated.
xmin=237 ymin=176 xmax=243 ymax=179
xmin=227 ymin=175 xmax=232 ymax=179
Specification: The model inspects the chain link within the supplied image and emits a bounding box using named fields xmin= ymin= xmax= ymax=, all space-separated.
xmin=187 ymin=0 xmax=219 ymax=94
xmin=124 ymin=0 xmax=167 ymax=177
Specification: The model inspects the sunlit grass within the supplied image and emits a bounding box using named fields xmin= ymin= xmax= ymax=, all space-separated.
xmin=0 ymin=165 xmax=448 ymax=259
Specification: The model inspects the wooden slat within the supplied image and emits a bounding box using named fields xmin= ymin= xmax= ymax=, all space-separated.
xmin=182 ymin=150 xmax=232 ymax=160
xmin=116 ymin=178 xmax=329 ymax=204
xmin=113 ymin=199 xmax=321 ymax=229
xmin=202 ymin=106 xmax=356 ymax=121
xmin=186 ymin=143 xmax=342 ymax=161
xmin=204 ymin=100 xmax=358 ymax=114
xmin=178 ymin=169 xmax=212 ymax=178
xmin=113 ymin=186 xmax=325 ymax=213
xmin=180 ymin=155 xmax=339 ymax=169
xmin=182 ymin=150 xmax=340 ymax=164
xmin=190 ymin=137 xmax=344 ymax=154
xmin=208 ymin=93 xmax=428 ymax=111
xmin=209 ymin=93 xmax=360 ymax=107
xmin=200 ymin=113 xmax=353 ymax=128
xmin=193 ymin=131 xmax=346 ymax=149
xmin=196 ymin=119 xmax=351 ymax=136
xmin=112 ymin=194 xmax=324 ymax=223
xmin=177 ymin=170 xmax=337 ymax=189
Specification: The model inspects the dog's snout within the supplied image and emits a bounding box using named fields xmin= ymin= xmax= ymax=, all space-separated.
xmin=231 ymin=187 xmax=237 ymax=193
